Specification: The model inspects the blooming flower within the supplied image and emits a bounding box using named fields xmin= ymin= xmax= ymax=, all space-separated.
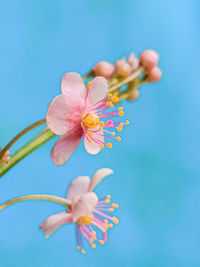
xmin=40 ymin=168 xmax=119 ymax=254
xmin=47 ymin=72 xmax=129 ymax=165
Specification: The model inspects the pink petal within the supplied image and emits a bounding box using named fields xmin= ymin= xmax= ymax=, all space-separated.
xmin=66 ymin=176 xmax=90 ymax=200
xmin=40 ymin=212 xmax=73 ymax=238
xmin=61 ymin=72 xmax=86 ymax=106
xmin=47 ymin=94 xmax=74 ymax=135
xmin=88 ymin=168 xmax=114 ymax=192
xmin=86 ymin=77 xmax=108 ymax=107
xmin=51 ymin=128 xmax=83 ymax=165
xmin=83 ymin=130 xmax=104 ymax=155
xmin=72 ymin=192 xmax=98 ymax=222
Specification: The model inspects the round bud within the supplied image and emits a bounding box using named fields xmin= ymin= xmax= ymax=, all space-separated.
xmin=139 ymin=50 xmax=159 ymax=69
xmin=127 ymin=89 xmax=139 ymax=101
xmin=146 ymin=67 xmax=162 ymax=82
xmin=93 ymin=61 xmax=115 ymax=79
xmin=115 ymin=60 xmax=132 ymax=77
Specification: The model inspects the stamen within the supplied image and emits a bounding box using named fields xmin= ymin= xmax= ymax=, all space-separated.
xmin=87 ymin=81 xmax=93 ymax=87
xmin=91 ymin=243 xmax=96 ymax=249
xmin=111 ymin=96 xmax=119 ymax=102
xmin=99 ymin=240 xmax=105 ymax=245
xmin=119 ymin=111 xmax=124 ymax=117
xmin=81 ymin=249 xmax=87 ymax=254
xmin=112 ymin=203 xmax=119 ymax=208
xmin=112 ymin=217 xmax=119 ymax=224
xmin=107 ymin=93 xmax=112 ymax=97
xmin=118 ymin=107 xmax=124 ymax=111
xmin=116 ymin=136 xmax=121 ymax=141
xmin=106 ymin=143 xmax=112 ymax=148
xmin=76 ymin=246 xmax=81 ymax=250
xmin=125 ymin=120 xmax=130 ymax=125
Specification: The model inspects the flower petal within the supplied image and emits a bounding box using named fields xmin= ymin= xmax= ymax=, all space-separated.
xmin=61 ymin=72 xmax=86 ymax=107
xmin=51 ymin=128 xmax=83 ymax=165
xmin=40 ymin=212 xmax=73 ymax=238
xmin=88 ymin=168 xmax=114 ymax=192
xmin=72 ymin=192 xmax=98 ymax=222
xmin=66 ymin=176 xmax=90 ymax=200
xmin=84 ymin=130 xmax=104 ymax=155
xmin=46 ymin=94 xmax=75 ymax=135
xmin=86 ymin=77 xmax=108 ymax=107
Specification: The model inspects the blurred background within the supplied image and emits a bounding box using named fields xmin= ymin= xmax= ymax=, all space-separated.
xmin=0 ymin=0 xmax=199 ymax=266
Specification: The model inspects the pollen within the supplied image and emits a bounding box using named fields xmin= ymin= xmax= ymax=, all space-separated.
xmin=116 ymin=136 xmax=121 ymax=142
xmin=112 ymin=132 xmax=115 ymax=136
xmin=112 ymin=95 xmax=119 ymax=102
xmin=106 ymin=194 xmax=111 ymax=199
xmin=105 ymin=198 xmax=111 ymax=203
xmin=119 ymin=111 xmax=124 ymax=117
xmin=106 ymin=101 xmax=113 ymax=107
xmin=104 ymin=219 xmax=108 ymax=223
xmin=87 ymin=131 xmax=93 ymax=136
xmin=76 ymin=246 xmax=81 ymax=250
xmin=108 ymin=223 xmax=113 ymax=228
xmin=125 ymin=120 xmax=130 ymax=125
xmin=88 ymin=139 xmax=92 ymax=143
xmin=87 ymin=81 xmax=93 ymax=87
xmin=92 ymin=231 xmax=97 ymax=237
xmin=112 ymin=203 xmax=119 ymax=208
xmin=81 ymin=249 xmax=87 ymax=254
xmin=118 ymin=107 xmax=124 ymax=111
xmin=108 ymin=208 xmax=114 ymax=212
xmin=108 ymin=93 xmax=113 ymax=97
xmin=99 ymin=240 xmax=105 ymax=245
xmin=112 ymin=217 xmax=119 ymax=224
xmin=91 ymin=243 xmax=96 ymax=249
xmin=100 ymin=145 xmax=104 ymax=149
xmin=106 ymin=142 xmax=112 ymax=148
xmin=99 ymin=121 xmax=104 ymax=127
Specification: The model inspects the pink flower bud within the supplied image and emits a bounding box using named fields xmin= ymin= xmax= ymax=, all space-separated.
xmin=93 ymin=61 xmax=115 ymax=79
xmin=127 ymin=89 xmax=139 ymax=101
xmin=0 ymin=150 xmax=10 ymax=164
xmin=146 ymin=67 xmax=162 ymax=82
xmin=115 ymin=60 xmax=132 ymax=77
xmin=128 ymin=52 xmax=139 ymax=71
xmin=139 ymin=50 xmax=159 ymax=69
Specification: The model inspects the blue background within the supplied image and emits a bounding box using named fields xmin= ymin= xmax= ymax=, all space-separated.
xmin=0 ymin=0 xmax=199 ymax=266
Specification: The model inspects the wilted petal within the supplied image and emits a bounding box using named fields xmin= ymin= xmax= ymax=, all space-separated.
xmin=61 ymin=72 xmax=86 ymax=109
xmin=72 ymin=192 xmax=98 ymax=222
xmin=86 ymin=77 xmax=108 ymax=107
xmin=40 ymin=212 xmax=73 ymax=238
xmin=66 ymin=176 xmax=90 ymax=200
xmin=46 ymin=94 xmax=75 ymax=135
xmin=88 ymin=168 xmax=114 ymax=192
xmin=51 ymin=127 xmax=83 ymax=165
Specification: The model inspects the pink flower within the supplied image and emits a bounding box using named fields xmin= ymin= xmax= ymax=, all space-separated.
xmin=139 ymin=50 xmax=159 ymax=69
xmin=93 ymin=61 xmax=116 ymax=79
xmin=40 ymin=168 xmax=119 ymax=254
xmin=0 ymin=150 xmax=10 ymax=164
xmin=47 ymin=72 xmax=129 ymax=165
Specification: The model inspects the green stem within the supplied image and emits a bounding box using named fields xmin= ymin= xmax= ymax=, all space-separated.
xmin=0 ymin=194 xmax=71 ymax=210
xmin=0 ymin=128 xmax=55 ymax=177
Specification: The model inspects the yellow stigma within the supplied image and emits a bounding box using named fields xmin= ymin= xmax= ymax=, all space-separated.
xmin=112 ymin=96 xmax=119 ymax=103
xmin=116 ymin=136 xmax=121 ymax=142
xmin=112 ymin=217 xmax=119 ymax=224
xmin=125 ymin=120 xmax=130 ymax=125
xmin=108 ymin=93 xmax=112 ymax=97
xmin=91 ymin=243 xmax=96 ymax=249
xmin=77 ymin=215 xmax=93 ymax=225
xmin=119 ymin=111 xmax=124 ymax=117
xmin=108 ymin=223 xmax=113 ymax=228
xmin=87 ymin=81 xmax=93 ymax=87
xmin=108 ymin=208 xmax=114 ymax=212
xmin=112 ymin=203 xmax=119 ymax=208
xmin=118 ymin=107 xmax=124 ymax=111
xmin=83 ymin=113 xmax=100 ymax=129
xmin=100 ymin=145 xmax=104 ymax=149
xmin=106 ymin=143 xmax=112 ymax=148
xmin=81 ymin=249 xmax=87 ymax=254
xmin=99 ymin=240 xmax=105 ymax=245
xmin=76 ymin=246 xmax=81 ymax=250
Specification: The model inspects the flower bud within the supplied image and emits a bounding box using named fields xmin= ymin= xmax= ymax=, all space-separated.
xmin=146 ymin=67 xmax=162 ymax=82
xmin=115 ymin=60 xmax=132 ymax=77
xmin=127 ymin=89 xmax=139 ymax=101
xmin=128 ymin=52 xmax=139 ymax=71
xmin=93 ymin=61 xmax=115 ymax=79
xmin=139 ymin=50 xmax=159 ymax=69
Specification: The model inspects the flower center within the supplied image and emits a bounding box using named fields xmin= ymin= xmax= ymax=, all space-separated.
xmin=82 ymin=113 xmax=100 ymax=129
xmin=77 ymin=215 xmax=94 ymax=225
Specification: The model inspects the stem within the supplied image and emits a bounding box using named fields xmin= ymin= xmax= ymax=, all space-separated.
xmin=0 ymin=128 xmax=55 ymax=177
xmin=0 ymin=194 xmax=72 ymax=210
xmin=0 ymin=119 xmax=46 ymax=159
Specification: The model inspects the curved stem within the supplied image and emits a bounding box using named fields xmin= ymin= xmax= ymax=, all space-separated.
xmin=0 ymin=194 xmax=72 ymax=210
xmin=0 ymin=128 xmax=55 ymax=177
xmin=0 ymin=119 xmax=46 ymax=159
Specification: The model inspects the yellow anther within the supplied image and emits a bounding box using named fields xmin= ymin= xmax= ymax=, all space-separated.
xmin=104 ymin=219 xmax=108 ymax=223
xmin=92 ymin=231 xmax=97 ymax=237
xmin=88 ymin=139 xmax=92 ymax=143
xmin=106 ymin=101 xmax=112 ymax=107
xmin=106 ymin=143 xmax=112 ymax=148
xmin=106 ymin=194 xmax=111 ymax=199
xmin=108 ymin=208 xmax=114 ymax=212
xmin=116 ymin=136 xmax=121 ymax=142
xmin=88 ymin=131 xmax=93 ymax=136
xmin=125 ymin=120 xmax=130 ymax=125
xmin=100 ymin=145 xmax=104 ymax=149
xmin=117 ymin=127 xmax=122 ymax=132
xmin=110 ymin=103 xmax=114 ymax=108
xmin=108 ymin=223 xmax=113 ymax=228
xmin=104 ymin=224 xmax=109 ymax=230
xmin=112 ymin=132 xmax=115 ymax=136
xmin=119 ymin=111 xmax=124 ymax=117
xmin=87 ymin=81 xmax=93 ymax=87
xmin=99 ymin=121 xmax=104 ymax=127
xmin=108 ymin=93 xmax=113 ymax=98
xmin=76 ymin=246 xmax=81 ymax=250
xmin=112 ymin=203 xmax=119 ymax=208
xmin=99 ymin=240 xmax=105 ymax=245
xmin=81 ymin=249 xmax=87 ymax=254
xmin=91 ymin=243 xmax=96 ymax=249
xmin=118 ymin=107 xmax=124 ymax=111
xmin=112 ymin=96 xmax=119 ymax=102
xmin=105 ymin=198 xmax=111 ymax=203
xmin=112 ymin=217 xmax=119 ymax=224
xmin=89 ymin=237 xmax=94 ymax=243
